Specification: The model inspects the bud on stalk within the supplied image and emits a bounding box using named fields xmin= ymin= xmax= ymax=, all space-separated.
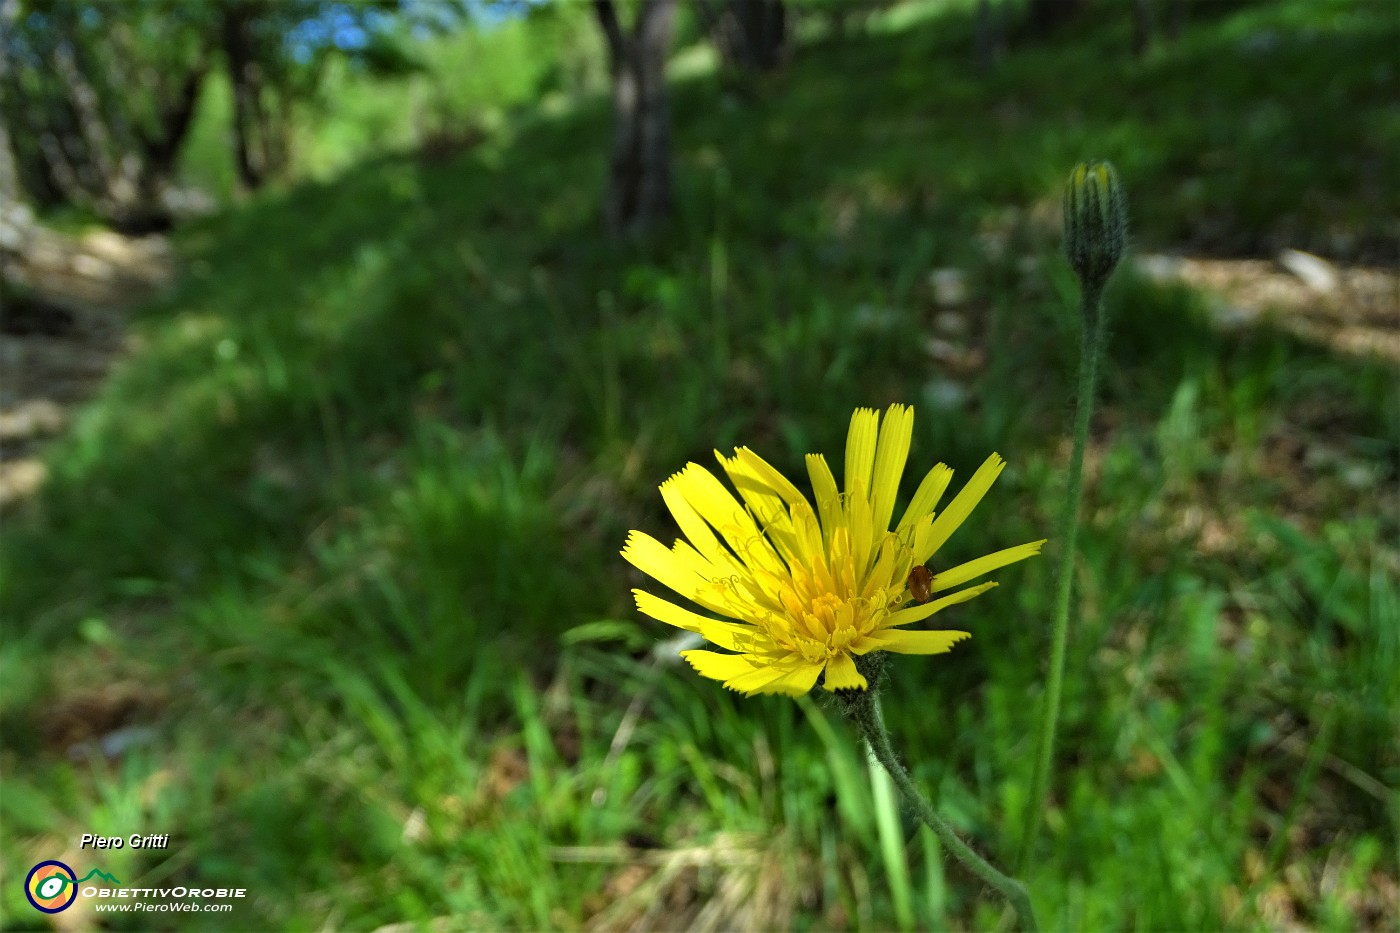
xmin=1063 ymin=161 xmax=1128 ymax=297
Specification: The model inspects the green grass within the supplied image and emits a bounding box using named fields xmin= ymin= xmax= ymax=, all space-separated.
xmin=3 ymin=0 xmax=1398 ymax=928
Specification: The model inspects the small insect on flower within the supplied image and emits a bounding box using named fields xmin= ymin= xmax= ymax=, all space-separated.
xmin=908 ymin=564 xmax=934 ymax=604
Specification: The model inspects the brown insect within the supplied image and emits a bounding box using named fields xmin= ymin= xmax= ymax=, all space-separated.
xmin=907 ymin=564 xmax=934 ymax=604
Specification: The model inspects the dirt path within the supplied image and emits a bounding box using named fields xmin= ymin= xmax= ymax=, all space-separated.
xmin=0 ymin=224 xmax=174 ymax=508
xmin=1137 ymin=249 xmax=1400 ymax=365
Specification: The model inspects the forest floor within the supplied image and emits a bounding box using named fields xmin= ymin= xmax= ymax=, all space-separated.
xmin=0 ymin=227 xmax=173 ymax=507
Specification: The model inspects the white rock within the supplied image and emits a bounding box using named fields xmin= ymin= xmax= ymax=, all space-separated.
xmin=1136 ymin=253 xmax=1183 ymax=282
xmin=933 ymin=311 xmax=968 ymax=334
xmin=1277 ymin=248 xmax=1338 ymax=293
xmin=71 ymin=253 xmax=114 ymax=280
xmin=921 ymin=377 xmax=969 ymax=411
xmin=928 ymin=267 xmax=969 ymax=306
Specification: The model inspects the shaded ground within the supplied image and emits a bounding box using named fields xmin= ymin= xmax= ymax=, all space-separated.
xmin=1140 ymin=249 xmax=1400 ymax=365
xmin=0 ymin=225 xmax=173 ymax=507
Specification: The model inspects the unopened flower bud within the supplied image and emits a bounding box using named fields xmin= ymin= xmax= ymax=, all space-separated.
xmin=1063 ymin=160 xmax=1127 ymax=295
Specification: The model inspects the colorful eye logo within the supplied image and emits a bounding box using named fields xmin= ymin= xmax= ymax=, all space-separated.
xmin=25 ymin=860 xmax=78 ymax=913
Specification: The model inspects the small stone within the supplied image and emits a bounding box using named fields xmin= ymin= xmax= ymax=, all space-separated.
xmin=933 ymin=311 xmax=967 ymax=334
xmin=928 ymin=267 xmax=969 ymax=306
xmin=921 ymin=378 xmax=969 ymax=411
xmin=0 ymin=398 xmax=67 ymax=440
xmin=71 ymin=253 xmax=114 ymax=280
xmin=1136 ymin=253 xmax=1183 ymax=282
xmin=1277 ymin=249 xmax=1338 ymax=293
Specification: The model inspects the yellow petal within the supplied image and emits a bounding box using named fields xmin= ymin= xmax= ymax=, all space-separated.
xmin=633 ymin=590 xmax=760 ymax=651
xmin=895 ymin=463 xmax=953 ymax=535
xmin=932 ymin=539 xmax=1046 ymax=592
xmin=844 ymin=408 xmax=880 ymax=507
xmin=670 ymin=538 xmax=728 ymax=580
xmin=806 ymin=453 xmax=842 ymax=546
xmin=633 ymin=589 xmax=707 ymax=633
xmin=914 ymin=452 xmax=1006 ymax=563
xmin=867 ymin=629 xmax=971 ymax=654
xmin=862 ymin=535 xmax=900 ymax=598
xmin=871 ymin=403 xmax=913 ymax=533
xmin=756 ymin=662 xmax=824 ymax=696
xmin=716 ymin=450 xmax=800 ymax=564
xmin=845 ymin=477 xmax=875 ymax=575
xmin=788 ymin=498 xmax=826 ymax=570
xmin=732 ymin=447 xmax=810 ymax=509
xmin=821 ymin=652 xmax=867 ymax=691
xmin=881 ymin=581 xmax=998 ymax=628
xmin=660 ymin=476 xmax=741 ymax=573
xmin=671 ymin=463 xmax=786 ymax=576
xmin=725 ymin=660 xmax=812 ymax=695
xmin=681 ymin=649 xmax=758 ymax=683
xmin=622 ymin=531 xmax=729 ymax=614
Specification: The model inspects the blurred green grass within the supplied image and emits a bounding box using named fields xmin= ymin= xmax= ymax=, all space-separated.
xmin=3 ymin=0 xmax=1397 ymax=928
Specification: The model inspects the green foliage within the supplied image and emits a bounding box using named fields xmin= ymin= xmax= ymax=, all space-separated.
xmin=216 ymin=3 xmax=609 ymax=184
xmin=3 ymin=0 xmax=1396 ymax=928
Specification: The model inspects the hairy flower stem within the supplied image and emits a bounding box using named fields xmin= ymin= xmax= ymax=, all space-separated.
xmin=850 ymin=690 xmax=1040 ymax=932
xmin=1016 ymin=283 xmax=1108 ymax=872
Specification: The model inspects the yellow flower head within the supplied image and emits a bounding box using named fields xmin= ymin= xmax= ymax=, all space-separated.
xmin=622 ymin=405 xmax=1046 ymax=697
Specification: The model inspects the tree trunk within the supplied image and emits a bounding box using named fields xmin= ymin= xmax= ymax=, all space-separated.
xmin=0 ymin=0 xmax=23 ymax=213
xmin=698 ymin=0 xmax=787 ymax=74
xmin=594 ymin=0 xmax=678 ymax=237
xmin=1027 ymin=0 xmax=1083 ymax=34
xmin=0 ymin=9 xmax=34 ymax=262
xmin=222 ymin=4 xmax=266 ymax=191
xmin=1167 ymin=0 xmax=1189 ymax=39
xmin=1132 ymin=0 xmax=1156 ymax=56
xmin=138 ymin=63 xmax=207 ymax=187
xmin=975 ymin=0 xmax=1008 ymax=73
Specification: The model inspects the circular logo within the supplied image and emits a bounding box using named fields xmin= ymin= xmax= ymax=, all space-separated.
xmin=25 ymin=860 xmax=78 ymax=913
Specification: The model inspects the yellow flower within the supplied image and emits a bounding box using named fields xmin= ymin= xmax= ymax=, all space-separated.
xmin=622 ymin=404 xmax=1047 ymax=697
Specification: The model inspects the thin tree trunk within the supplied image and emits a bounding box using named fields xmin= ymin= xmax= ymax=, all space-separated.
xmin=51 ymin=41 xmax=129 ymax=206
xmin=594 ymin=0 xmax=678 ymax=237
xmin=139 ymin=63 xmax=207 ymax=184
xmin=1132 ymin=0 xmax=1156 ymax=56
xmin=222 ymin=5 xmax=264 ymax=190
xmin=1027 ymin=0 xmax=1083 ymax=34
xmin=975 ymin=0 xmax=1009 ymax=73
xmin=0 ymin=0 xmax=23 ymax=216
xmin=1168 ymin=0 xmax=1189 ymax=39
xmin=697 ymin=0 xmax=787 ymax=74
xmin=127 ymin=59 xmax=205 ymax=230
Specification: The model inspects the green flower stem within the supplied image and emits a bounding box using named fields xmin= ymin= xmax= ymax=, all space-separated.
xmin=850 ymin=690 xmax=1040 ymax=932
xmin=1016 ymin=283 xmax=1108 ymax=873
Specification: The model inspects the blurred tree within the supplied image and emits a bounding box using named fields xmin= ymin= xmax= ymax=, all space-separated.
xmin=975 ymin=0 xmax=1008 ymax=73
xmin=1026 ymin=0 xmax=1083 ymax=33
xmin=1167 ymin=0 xmax=1190 ymax=40
xmin=219 ymin=0 xmax=432 ymax=190
xmin=220 ymin=1 xmax=275 ymax=191
xmin=804 ymin=0 xmax=896 ymax=44
xmin=0 ymin=0 xmax=27 ymax=210
xmin=592 ymin=0 xmax=678 ymax=236
xmin=1 ymin=0 xmax=36 ymax=270
xmin=1132 ymin=0 xmax=1155 ymax=55
xmin=0 ymin=0 xmax=428 ymax=225
xmin=1131 ymin=0 xmax=1194 ymax=55
xmin=694 ymin=0 xmax=788 ymax=75
xmin=0 ymin=0 xmax=211 ymax=232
